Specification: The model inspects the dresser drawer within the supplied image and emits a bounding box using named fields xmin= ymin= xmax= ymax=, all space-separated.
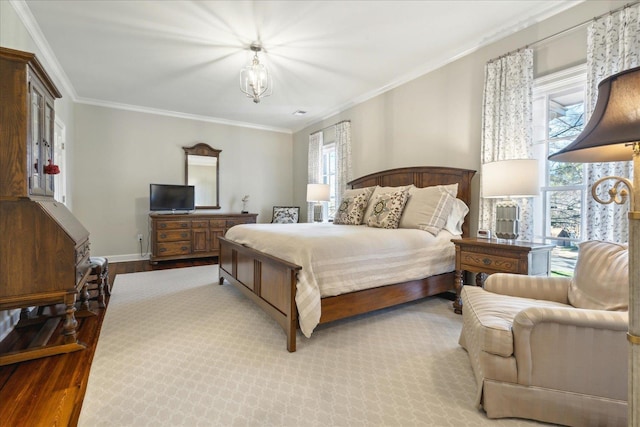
xmin=459 ymin=251 xmax=519 ymax=273
xmin=157 ymin=229 xmax=191 ymax=242
xmin=75 ymin=240 xmax=90 ymax=264
xmin=210 ymin=219 xmax=226 ymax=228
xmin=157 ymin=241 xmax=191 ymax=256
xmin=157 ymin=220 xmax=190 ymax=230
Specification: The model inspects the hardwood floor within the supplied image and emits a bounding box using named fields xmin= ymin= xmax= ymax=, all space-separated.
xmin=0 ymin=257 xmax=216 ymax=426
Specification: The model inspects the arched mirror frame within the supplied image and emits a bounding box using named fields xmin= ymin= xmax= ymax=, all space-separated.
xmin=183 ymin=143 xmax=221 ymax=209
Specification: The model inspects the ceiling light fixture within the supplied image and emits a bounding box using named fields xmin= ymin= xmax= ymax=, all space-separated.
xmin=239 ymin=43 xmax=272 ymax=104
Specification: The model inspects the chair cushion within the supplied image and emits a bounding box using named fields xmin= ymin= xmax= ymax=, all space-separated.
xmin=462 ymin=285 xmax=570 ymax=357
xmin=272 ymin=206 xmax=299 ymax=223
xmin=568 ymin=240 xmax=628 ymax=311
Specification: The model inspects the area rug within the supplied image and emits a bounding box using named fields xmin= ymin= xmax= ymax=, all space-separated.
xmin=79 ymin=265 xmax=543 ymax=426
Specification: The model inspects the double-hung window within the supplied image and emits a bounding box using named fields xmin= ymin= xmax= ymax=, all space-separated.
xmin=532 ymin=64 xmax=587 ymax=275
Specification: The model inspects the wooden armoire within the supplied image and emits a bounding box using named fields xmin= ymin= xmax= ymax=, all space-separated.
xmin=0 ymin=46 xmax=91 ymax=365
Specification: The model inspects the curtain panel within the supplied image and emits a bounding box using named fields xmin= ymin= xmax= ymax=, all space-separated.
xmin=334 ymin=121 xmax=353 ymax=207
xmin=307 ymin=132 xmax=323 ymax=222
xmin=479 ymin=49 xmax=535 ymax=241
xmin=585 ymin=4 xmax=640 ymax=242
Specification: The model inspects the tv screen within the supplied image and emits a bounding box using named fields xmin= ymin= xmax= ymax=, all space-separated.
xmin=149 ymin=184 xmax=195 ymax=212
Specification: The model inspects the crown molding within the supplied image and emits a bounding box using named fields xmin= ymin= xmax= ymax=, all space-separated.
xmin=76 ymin=97 xmax=292 ymax=134
xmin=294 ymin=0 xmax=585 ymax=134
xmin=10 ymin=0 xmax=291 ymax=134
xmin=10 ymin=0 xmax=78 ymax=100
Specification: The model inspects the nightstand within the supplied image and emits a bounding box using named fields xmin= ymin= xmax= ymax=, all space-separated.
xmin=451 ymin=237 xmax=553 ymax=314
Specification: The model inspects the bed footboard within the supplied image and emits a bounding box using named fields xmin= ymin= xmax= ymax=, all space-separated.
xmin=218 ymin=236 xmax=301 ymax=352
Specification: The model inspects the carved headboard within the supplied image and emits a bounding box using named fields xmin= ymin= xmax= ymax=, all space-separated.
xmin=348 ymin=166 xmax=476 ymax=237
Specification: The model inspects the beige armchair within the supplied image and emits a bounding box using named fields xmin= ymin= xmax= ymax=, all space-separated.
xmin=459 ymin=240 xmax=629 ymax=427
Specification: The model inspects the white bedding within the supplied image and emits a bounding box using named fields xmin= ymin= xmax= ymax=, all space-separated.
xmin=224 ymin=223 xmax=458 ymax=337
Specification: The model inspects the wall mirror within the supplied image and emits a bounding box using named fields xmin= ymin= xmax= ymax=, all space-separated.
xmin=183 ymin=143 xmax=221 ymax=209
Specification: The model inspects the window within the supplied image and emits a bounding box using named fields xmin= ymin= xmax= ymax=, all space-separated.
xmin=532 ymin=65 xmax=587 ymax=276
xmin=321 ymin=143 xmax=336 ymax=219
xmin=53 ymin=117 xmax=67 ymax=205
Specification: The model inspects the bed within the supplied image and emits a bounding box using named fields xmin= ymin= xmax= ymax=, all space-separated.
xmin=218 ymin=166 xmax=476 ymax=351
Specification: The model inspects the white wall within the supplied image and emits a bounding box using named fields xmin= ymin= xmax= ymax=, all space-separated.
xmin=73 ymin=104 xmax=293 ymax=260
xmin=292 ymin=0 xmax=629 ymax=236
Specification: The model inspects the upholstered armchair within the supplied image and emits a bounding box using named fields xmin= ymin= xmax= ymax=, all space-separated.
xmin=459 ymin=240 xmax=629 ymax=427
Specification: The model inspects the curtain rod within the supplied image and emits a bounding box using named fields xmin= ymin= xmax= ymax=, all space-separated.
xmin=489 ymin=0 xmax=639 ymax=62
xmin=311 ymin=120 xmax=351 ymax=136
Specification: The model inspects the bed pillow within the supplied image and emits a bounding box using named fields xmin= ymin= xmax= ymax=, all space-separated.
xmin=568 ymin=240 xmax=629 ymax=311
xmin=342 ymin=185 xmax=376 ymax=200
xmin=334 ymin=186 xmax=375 ymax=225
xmin=362 ymin=185 xmax=414 ymax=224
xmin=444 ymin=198 xmax=469 ymax=235
xmin=366 ymin=189 xmax=410 ymax=229
xmin=398 ymin=184 xmax=457 ymax=235
xmin=333 ymin=189 xmax=373 ymax=225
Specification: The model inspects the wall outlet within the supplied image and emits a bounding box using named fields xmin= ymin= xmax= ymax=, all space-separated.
xmin=137 ymin=233 xmax=143 ymax=242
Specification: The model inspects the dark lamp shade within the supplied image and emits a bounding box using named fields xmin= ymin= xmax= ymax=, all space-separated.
xmin=548 ymin=65 xmax=640 ymax=163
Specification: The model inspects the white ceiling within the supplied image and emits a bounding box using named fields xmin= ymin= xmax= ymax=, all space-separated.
xmin=21 ymin=0 xmax=581 ymax=133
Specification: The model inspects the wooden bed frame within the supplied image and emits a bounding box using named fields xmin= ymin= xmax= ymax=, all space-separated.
xmin=218 ymin=166 xmax=476 ymax=352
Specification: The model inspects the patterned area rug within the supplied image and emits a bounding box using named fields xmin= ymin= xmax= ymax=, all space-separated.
xmin=79 ymin=265 xmax=544 ymax=426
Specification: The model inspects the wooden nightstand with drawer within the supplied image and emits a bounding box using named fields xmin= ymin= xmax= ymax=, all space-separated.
xmin=451 ymin=237 xmax=553 ymax=314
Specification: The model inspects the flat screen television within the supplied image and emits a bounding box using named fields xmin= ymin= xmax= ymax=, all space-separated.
xmin=149 ymin=184 xmax=195 ymax=212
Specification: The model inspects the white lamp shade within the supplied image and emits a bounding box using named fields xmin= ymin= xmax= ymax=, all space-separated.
xmin=306 ymin=184 xmax=330 ymax=202
xmin=482 ymin=159 xmax=540 ymax=198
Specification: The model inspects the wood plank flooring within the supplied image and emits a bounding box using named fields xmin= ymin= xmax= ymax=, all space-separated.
xmin=0 ymin=258 xmax=215 ymax=427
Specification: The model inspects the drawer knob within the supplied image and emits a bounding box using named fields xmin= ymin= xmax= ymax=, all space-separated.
xmin=181 ymin=246 xmax=188 ymax=251
xmin=181 ymin=224 xmax=188 ymax=228
xmin=160 ymin=234 xmax=167 ymax=238
xmin=160 ymin=223 xmax=167 ymax=228
xmin=159 ymin=248 xmax=166 ymax=253
xmin=482 ymin=258 xmax=492 ymax=265
xmin=181 ymin=233 xmax=188 ymax=238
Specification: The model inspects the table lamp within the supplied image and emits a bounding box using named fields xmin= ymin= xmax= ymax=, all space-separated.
xmin=482 ymin=159 xmax=539 ymax=239
xmin=548 ymin=65 xmax=640 ymax=425
xmin=307 ymin=183 xmax=330 ymax=222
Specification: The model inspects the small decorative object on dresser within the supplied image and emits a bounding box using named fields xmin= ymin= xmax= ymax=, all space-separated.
xmin=241 ymin=195 xmax=249 ymax=213
xmin=451 ymin=237 xmax=553 ymax=313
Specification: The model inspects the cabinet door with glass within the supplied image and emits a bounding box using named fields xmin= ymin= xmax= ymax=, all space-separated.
xmin=28 ymin=72 xmax=56 ymax=197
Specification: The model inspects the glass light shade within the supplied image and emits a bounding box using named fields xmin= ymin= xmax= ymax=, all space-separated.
xmin=306 ymin=184 xmax=330 ymax=202
xmin=482 ymin=159 xmax=540 ymax=198
xmin=548 ymin=65 xmax=640 ymax=163
xmin=239 ymin=50 xmax=272 ymax=103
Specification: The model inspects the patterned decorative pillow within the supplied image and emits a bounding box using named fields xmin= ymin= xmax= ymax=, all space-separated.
xmin=366 ymin=189 xmax=410 ymax=229
xmin=363 ymin=185 xmax=413 ymax=224
xmin=333 ymin=188 xmax=374 ymax=225
xmin=333 ymin=193 xmax=370 ymax=225
xmin=568 ymin=240 xmax=628 ymax=311
xmin=271 ymin=206 xmax=300 ymax=223
xmin=398 ymin=185 xmax=457 ymax=235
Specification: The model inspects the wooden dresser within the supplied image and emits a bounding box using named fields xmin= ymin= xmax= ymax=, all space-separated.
xmin=0 ymin=47 xmax=91 ymax=365
xmin=150 ymin=213 xmax=257 ymax=263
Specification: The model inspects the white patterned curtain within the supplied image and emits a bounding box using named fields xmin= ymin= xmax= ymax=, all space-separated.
xmin=479 ymin=49 xmax=535 ymax=240
xmin=307 ymin=131 xmax=323 ymax=222
xmin=334 ymin=121 xmax=353 ymax=206
xmin=585 ymin=4 xmax=640 ymax=242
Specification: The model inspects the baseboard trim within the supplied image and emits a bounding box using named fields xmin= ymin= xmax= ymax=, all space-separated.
xmin=101 ymin=253 xmax=150 ymax=263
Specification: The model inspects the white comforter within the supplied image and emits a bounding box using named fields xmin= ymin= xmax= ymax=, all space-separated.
xmin=224 ymin=223 xmax=458 ymax=337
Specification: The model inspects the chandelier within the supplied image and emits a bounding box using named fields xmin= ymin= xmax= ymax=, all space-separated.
xmin=239 ymin=43 xmax=272 ymax=103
